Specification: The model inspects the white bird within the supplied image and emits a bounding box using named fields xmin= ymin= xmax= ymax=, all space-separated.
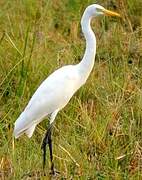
xmin=14 ymin=4 xmax=120 ymax=174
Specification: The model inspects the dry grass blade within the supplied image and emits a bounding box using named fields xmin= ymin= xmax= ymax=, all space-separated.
xmin=59 ymin=144 xmax=80 ymax=167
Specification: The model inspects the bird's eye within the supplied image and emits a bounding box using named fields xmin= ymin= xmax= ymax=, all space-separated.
xmin=96 ymin=8 xmax=100 ymax=12
xmin=95 ymin=8 xmax=103 ymax=14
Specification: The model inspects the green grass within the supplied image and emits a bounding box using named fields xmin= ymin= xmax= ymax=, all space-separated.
xmin=0 ymin=0 xmax=142 ymax=179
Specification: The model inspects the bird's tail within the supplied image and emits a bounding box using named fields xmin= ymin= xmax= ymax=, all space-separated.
xmin=13 ymin=112 xmax=36 ymax=138
xmin=13 ymin=112 xmax=26 ymax=138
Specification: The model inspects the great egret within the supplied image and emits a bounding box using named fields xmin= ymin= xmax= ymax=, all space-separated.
xmin=14 ymin=4 xmax=120 ymax=175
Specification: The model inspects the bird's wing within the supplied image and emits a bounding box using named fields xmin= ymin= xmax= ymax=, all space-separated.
xmin=14 ymin=65 xmax=80 ymax=136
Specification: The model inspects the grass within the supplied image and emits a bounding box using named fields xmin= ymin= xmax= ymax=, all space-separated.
xmin=0 ymin=0 xmax=142 ymax=179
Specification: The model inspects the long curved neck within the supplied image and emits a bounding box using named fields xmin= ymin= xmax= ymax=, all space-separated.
xmin=78 ymin=11 xmax=96 ymax=80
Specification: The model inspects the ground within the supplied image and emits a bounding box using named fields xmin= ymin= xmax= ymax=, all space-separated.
xmin=0 ymin=0 xmax=142 ymax=179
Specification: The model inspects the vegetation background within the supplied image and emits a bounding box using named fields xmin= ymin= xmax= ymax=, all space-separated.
xmin=0 ymin=0 xmax=142 ymax=179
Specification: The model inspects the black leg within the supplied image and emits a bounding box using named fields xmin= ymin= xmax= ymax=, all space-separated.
xmin=41 ymin=123 xmax=55 ymax=174
xmin=48 ymin=128 xmax=55 ymax=174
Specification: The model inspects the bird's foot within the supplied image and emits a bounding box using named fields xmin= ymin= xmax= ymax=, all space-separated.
xmin=43 ymin=168 xmax=60 ymax=177
xmin=50 ymin=168 xmax=60 ymax=176
xmin=49 ymin=162 xmax=60 ymax=176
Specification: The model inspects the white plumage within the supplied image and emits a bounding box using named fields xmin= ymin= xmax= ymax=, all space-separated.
xmin=14 ymin=65 xmax=86 ymax=138
xmin=14 ymin=4 xmax=120 ymax=140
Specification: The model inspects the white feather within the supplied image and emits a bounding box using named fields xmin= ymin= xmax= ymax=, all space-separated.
xmin=14 ymin=65 xmax=86 ymax=137
xmin=14 ymin=4 xmax=111 ymax=138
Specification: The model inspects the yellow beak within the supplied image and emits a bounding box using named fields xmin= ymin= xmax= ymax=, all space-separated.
xmin=102 ymin=9 xmax=121 ymax=17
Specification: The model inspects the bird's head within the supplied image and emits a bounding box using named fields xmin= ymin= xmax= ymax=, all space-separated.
xmin=86 ymin=4 xmax=121 ymax=18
